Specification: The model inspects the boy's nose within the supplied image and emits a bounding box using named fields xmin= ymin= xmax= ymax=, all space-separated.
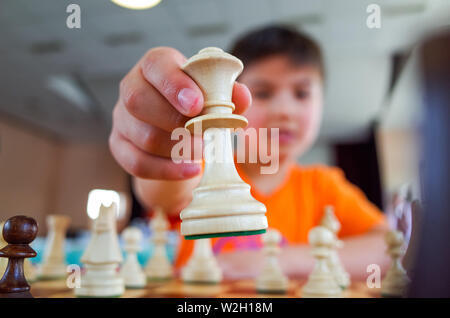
xmin=269 ymin=92 xmax=298 ymax=118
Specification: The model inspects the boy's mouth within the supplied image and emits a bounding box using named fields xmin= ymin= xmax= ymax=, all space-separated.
xmin=278 ymin=129 xmax=296 ymax=145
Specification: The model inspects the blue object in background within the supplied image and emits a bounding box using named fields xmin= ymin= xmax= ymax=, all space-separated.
xmin=31 ymin=225 xmax=179 ymax=267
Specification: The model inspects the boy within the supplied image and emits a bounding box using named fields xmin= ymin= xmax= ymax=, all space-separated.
xmin=109 ymin=26 xmax=389 ymax=280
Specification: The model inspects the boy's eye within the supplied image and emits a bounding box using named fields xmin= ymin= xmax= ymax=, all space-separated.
xmin=253 ymin=90 xmax=272 ymax=100
xmin=295 ymin=90 xmax=310 ymax=100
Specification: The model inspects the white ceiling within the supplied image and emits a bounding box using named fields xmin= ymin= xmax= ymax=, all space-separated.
xmin=0 ymin=0 xmax=448 ymax=142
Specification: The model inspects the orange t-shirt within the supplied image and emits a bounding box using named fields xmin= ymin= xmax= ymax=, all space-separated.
xmin=173 ymin=164 xmax=384 ymax=269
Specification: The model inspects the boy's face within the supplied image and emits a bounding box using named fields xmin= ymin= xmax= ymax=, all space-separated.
xmin=240 ymin=55 xmax=323 ymax=163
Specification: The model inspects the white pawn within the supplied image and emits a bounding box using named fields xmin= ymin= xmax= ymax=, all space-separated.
xmin=320 ymin=206 xmax=350 ymax=289
xmin=120 ymin=227 xmax=146 ymax=289
xmin=256 ymin=228 xmax=288 ymax=294
xmin=181 ymin=238 xmax=222 ymax=284
xmin=1 ymin=221 xmax=37 ymax=283
xmin=145 ymin=209 xmax=173 ymax=281
xmin=381 ymin=230 xmax=410 ymax=297
xmin=38 ymin=215 xmax=71 ymax=280
xmin=302 ymin=226 xmax=342 ymax=298
xmin=75 ymin=203 xmax=124 ymax=297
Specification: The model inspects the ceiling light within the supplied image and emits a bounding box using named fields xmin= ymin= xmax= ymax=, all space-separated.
xmin=111 ymin=0 xmax=161 ymax=10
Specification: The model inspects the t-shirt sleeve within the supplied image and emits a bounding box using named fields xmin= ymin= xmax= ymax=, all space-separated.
xmin=315 ymin=166 xmax=385 ymax=237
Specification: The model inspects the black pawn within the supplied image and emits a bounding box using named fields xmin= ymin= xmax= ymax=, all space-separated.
xmin=0 ymin=216 xmax=38 ymax=298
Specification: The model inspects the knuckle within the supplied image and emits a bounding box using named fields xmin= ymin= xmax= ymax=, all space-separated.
xmin=126 ymin=155 xmax=146 ymax=178
xmin=167 ymin=110 xmax=187 ymax=130
xmin=123 ymin=87 xmax=143 ymax=115
xmin=141 ymin=47 xmax=170 ymax=74
xmin=141 ymin=128 xmax=157 ymax=150
xmin=111 ymin=104 xmax=120 ymax=123
xmin=142 ymin=47 xmax=181 ymax=98
xmin=108 ymin=132 xmax=116 ymax=154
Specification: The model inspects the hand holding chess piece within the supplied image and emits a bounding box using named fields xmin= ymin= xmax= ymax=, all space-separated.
xmin=75 ymin=203 xmax=124 ymax=297
xmin=381 ymin=230 xmax=410 ymax=297
xmin=320 ymin=206 xmax=350 ymax=289
xmin=181 ymin=238 xmax=222 ymax=284
xmin=38 ymin=215 xmax=71 ymax=280
xmin=256 ymin=228 xmax=288 ymax=294
xmin=301 ymin=226 xmax=342 ymax=298
xmin=180 ymin=47 xmax=268 ymax=240
xmin=120 ymin=226 xmax=146 ymax=289
xmin=0 ymin=216 xmax=38 ymax=298
xmin=145 ymin=209 xmax=173 ymax=281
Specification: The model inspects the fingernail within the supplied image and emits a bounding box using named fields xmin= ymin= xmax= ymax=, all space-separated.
xmin=182 ymin=164 xmax=201 ymax=178
xmin=178 ymin=88 xmax=199 ymax=114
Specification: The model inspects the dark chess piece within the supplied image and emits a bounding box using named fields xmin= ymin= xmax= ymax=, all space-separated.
xmin=0 ymin=216 xmax=38 ymax=298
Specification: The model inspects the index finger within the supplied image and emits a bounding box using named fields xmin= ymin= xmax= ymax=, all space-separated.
xmin=140 ymin=47 xmax=203 ymax=117
xmin=141 ymin=47 xmax=251 ymax=117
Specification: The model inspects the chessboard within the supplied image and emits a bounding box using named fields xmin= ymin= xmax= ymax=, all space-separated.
xmin=31 ymin=278 xmax=379 ymax=298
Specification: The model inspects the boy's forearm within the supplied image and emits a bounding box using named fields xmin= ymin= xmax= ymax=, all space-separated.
xmin=281 ymin=227 xmax=390 ymax=280
xmin=216 ymin=226 xmax=390 ymax=280
xmin=132 ymin=175 xmax=201 ymax=216
xmin=338 ymin=226 xmax=390 ymax=280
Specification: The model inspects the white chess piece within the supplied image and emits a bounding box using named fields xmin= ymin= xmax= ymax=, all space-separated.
xmin=38 ymin=215 xmax=71 ymax=280
xmin=181 ymin=238 xmax=222 ymax=284
xmin=256 ymin=228 xmax=288 ymax=294
xmin=120 ymin=226 xmax=146 ymax=289
xmin=381 ymin=230 xmax=410 ymax=297
xmin=1 ymin=221 xmax=37 ymax=283
xmin=302 ymin=226 xmax=342 ymax=298
xmin=75 ymin=203 xmax=124 ymax=297
xmin=320 ymin=206 xmax=350 ymax=289
xmin=179 ymin=47 xmax=267 ymax=239
xmin=145 ymin=209 xmax=173 ymax=281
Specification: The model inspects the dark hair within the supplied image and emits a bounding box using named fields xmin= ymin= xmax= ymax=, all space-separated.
xmin=230 ymin=25 xmax=324 ymax=78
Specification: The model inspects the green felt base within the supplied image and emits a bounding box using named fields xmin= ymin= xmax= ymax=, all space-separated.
xmin=125 ymin=285 xmax=147 ymax=290
xmin=184 ymin=229 xmax=266 ymax=240
xmin=183 ymin=280 xmax=220 ymax=285
xmin=147 ymin=277 xmax=172 ymax=283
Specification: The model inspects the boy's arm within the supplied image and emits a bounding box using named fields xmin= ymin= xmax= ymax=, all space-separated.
xmin=281 ymin=223 xmax=389 ymax=280
xmin=133 ymin=174 xmax=201 ymax=216
xmin=216 ymin=224 xmax=389 ymax=280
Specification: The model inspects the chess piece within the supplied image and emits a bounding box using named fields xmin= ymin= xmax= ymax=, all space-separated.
xmin=75 ymin=203 xmax=124 ymax=297
xmin=181 ymin=238 xmax=222 ymax=284
xmin=145 ymin=209 xmax=173 ymax=281
xmin=38 ymin=215 xmax=71 ymax=280
xmin=180 ymin=47 xmax=268 ymax=239
xmin=381 ymin=230 xmax=410 ymax=297
xmin=0 ymin=216 xmax=38 ymax=298
xmin=256 ymin=229 xmax=288 ymax=294
xmin=301 ymin=226 xmax=342 ymax=298
xmin=320 ymin=206 xmax=350 ymax=289
xmin=1 ymin=221 xmax=37 ymax=283
xmin=0 ymin=223 xmax=6 ymax=276
xmin=120 ymin=226 xmax=146 ymax=289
